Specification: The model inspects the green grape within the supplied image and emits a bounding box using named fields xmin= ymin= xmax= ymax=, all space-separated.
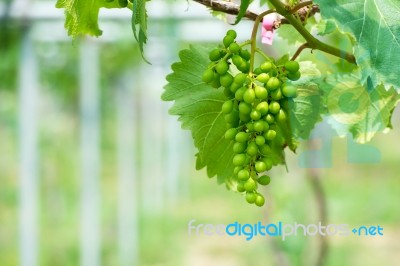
xmin=266 ymin=77 xmax=281 ymax=91
xmin=256 ymin=102 xmax=269 ymax=115
xmin=239 ymin=102 xmax=252 ymax=115
xmin=215 ymin=60 xmax=229 ymax=75
xmin=246 ymin=122 xmax=254 ymax=131
xmin=211 ymin=78 xmax=221 ymax=88
xmin=243 ymin=89 xmax=256 ymax=104
xmin=235 ymin=86 xmax=247 ymax=101
xmin=282 ymin=85 xmax=297 ymax=98
xmin=264 ymin=129 xmax=277 ymax=141
xmin=229 ymin=42 xmax=240 ymax=54
xmin=259 ymin=144 xmax=271 ymax=155
xmin=232 ymin=55 xmax=243 ymax=67
xmin=284 ymin=60 xmax=300 ymax=73
xmin=255 ymin=161 xmax=267 ymax=172
xmin=271 ymin=88 xmax=282 ymax=100
xmin=256 ymin=73 xmax=270 ymax=83
xmin=255 ymin=86 xmax=268 ymax=99
xmin=221 ymin=100 xmax=233 ymax=114
xmin=246 ymin=142 xmax=258 ymax=156
xmin=262 ymin=157 xmax=273 ymax=171
xmin=220 ymin=73 xmax=234 ymax=88
xmin=224 ymin=128 xmax=237 ymax=140
xmin=118 ymin=0 xmax=128 ymax=7
xmin=238 ymin=169 xmax=250 ymax=181
xmin=265 ymin=114 xmax=275 ymax=124
xmin=233 ymin=142 xmax=247 ymax=153
xmin=237 ymin=60 xmax=250 ymax=73
xmin=223 ymin=35 xmax=235 ymax=48
xmin=253 ymin=121 xmax=264 ymax=132
xmin=226 ymin=29 xmax=237 ymax=39
xmin=239 ymin=113 xmax=251 ymax=123
xmin=246 ymin=192 xmax=257 ymax=204
xmin=224 ymin=112 xmax=239 ymax=124
xmin=255 ymin=135 xmax=266 ymax=146
xmin=253 ymin=67 xmax=262 ymax=75
xmin=235 ymin=132 xmax=249 ymax=143
xmin=244 ymin=178 xmax=256 ymax=192
xmin=240 ymin=49 xmax=251 ymax=61
xmin=258 ymin=175 xmax=271 ymax=185
xmin=234 ymin=73 xmax=247 ymax=84
xmin=250 ymin=110 xmax=261 ymax=120
xmin=237 ymin=183 xmax=245 ymax=193
xmin=269 ymin=101 xmax=280 ymax=114
xmin=233 ymin=153 xmax=246 ymax=166
xmin=230 ymin=82 xmax=242 ymax=93
xmin=288 ymin=71 xmax=301 ymax=81
xmin=224 ymin=87 xmax=234 ymax=98
xmin=202 ymin=69 xmax=214 ymax=83
xmin=255 ymin=194 xmax=265 ymax=207
xmin=260 ymin=61 xmax=273 ymax=72
xmin=209 ymin=48 xmax=223 ymax=61
xmin=276 ymin=109 xmax=287 ymax=122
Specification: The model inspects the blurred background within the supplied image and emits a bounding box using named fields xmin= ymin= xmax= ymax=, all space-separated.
xmin=1 ymin=0 xmax=399 ymax=265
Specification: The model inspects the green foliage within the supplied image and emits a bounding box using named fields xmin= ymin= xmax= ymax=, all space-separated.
xmin=162 ymin=46 xmax=235 ymax=184
xmin=315 ymin=0 xmax=400 ymax=88
xmin=235 ymin=0 xmax=252 ymax=24
xmin=131 ymin=0 xmax=149 ymax=62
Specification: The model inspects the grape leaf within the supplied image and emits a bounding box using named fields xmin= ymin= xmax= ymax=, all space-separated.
xmin=315 ymin=19 xmax=337 ymax=36
xmin=319 ymin=73 xmax=400 ymax=143
xmin=315 ymin=0 xmax=400 ymax=89
xmin=162 ymin=46 xmax=235 ymax=184
xmin=277 ymin=24 xmax=305 ymax=45
xmin=288 ymin=62 xmax=324 ymax=139
xmin=56 ymin=0 xmax=123 ymax=38
xmin=235 ymin=0 xmax=252 ymax=24
xmin=132 ymin=0 xmax=149 ymax=62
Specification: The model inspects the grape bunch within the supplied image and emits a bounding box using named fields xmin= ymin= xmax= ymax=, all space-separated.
xmin=202 ymin=29 xmax=300 ymax=207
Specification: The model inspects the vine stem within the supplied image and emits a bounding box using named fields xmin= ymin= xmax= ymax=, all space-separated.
xmin=291 ymin=43 xmax=310 ymax=61
xmin=249 ymin=9 xmax=276 ymax=74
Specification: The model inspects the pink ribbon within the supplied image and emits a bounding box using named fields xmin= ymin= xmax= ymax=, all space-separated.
xmin=261 ymin=14 xmax=276 ymax=45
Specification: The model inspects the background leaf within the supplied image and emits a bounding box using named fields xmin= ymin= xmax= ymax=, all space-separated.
xmin=235 ymin=0 xmax=252 ymax=24
xmin=315 ymin=0 xmax=400 ymax=89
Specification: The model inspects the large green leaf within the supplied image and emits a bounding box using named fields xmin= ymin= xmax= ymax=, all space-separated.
xmin=56 ymin=0 xmax=124 ymax=37
xmin=162 ymin=46 xmax=235 ymax=184
xmin=315 ymin=0 xmax=400 ymax=89
xmin=319 ymin=73 xmax=400 ymax=143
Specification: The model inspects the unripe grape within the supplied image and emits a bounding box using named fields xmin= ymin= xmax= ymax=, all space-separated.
xmin=235 ymin=132 xmax=248 ymax=143
xmin=255 ymin=194 xmax=265 ymax=207
xmin=215 ymin=60 xmax=229 ymax=75
xmin=224 ymin=112 xmax=239 ymax=124
xmin=211 ymin=78 xmax=221 ymax=88
xmin=223 ymin=35 xmax=235 ymax=48
xmin=269 ymin=101 xmax=280 ymax=114
xmin=237 ymin=182 xmax=245 ymax=193
xmin=118 ymin=0 xmax=128 ymax=7
xmin=255 ymin=161 xmax=267 ymax=173
xmin=229 ymin=42 xmax=240 ymax=54
xmin=250 ymin=110 xmax=261 ymax=120
xmin=230 ymin=82 xmax=242 ymax=93
xmin=255 ymin=86 xmax=268 ymax=99
xmin=246 ymin=192 xmax=257 ymax=204
xmin=202 ymin=69 xmax=214 ymax=83
xmin=244 ymin=178 xmax=256 ymax=192
xmin=253 ymin=67 xmax=262 ymax=75
xmin=284 ymin=60 xmax=300 ymax=73
xmin=256 ymin=102 xmax=269 ymax=115
xmin=220 ymin=73 xmax=234 ymax=88
xmin=238 ymin=169 xmax=250 ymax=181
xmin=209 ymin=49 xmax=223 ymax=61
xmin=264 ymin=129 xmax=277 ymax=141
xmin=265 ymin=114 xmax=275 ymax=124
xmin=233 ymin=142 xmax=247 ymax=153
xmin=246 ymin=122 xmax=254 ymax=131
xmin=232 ymin=55 xmax=243 ymax=67
xmin=266 ymin=77 xmax=281 ymax=91
xmin=239 ymin=113 xmax=251 ymax=123
xmin=276 ymin=109 xmax=287 ymax=122
xmin=223 ymin=87 xmax=234 ymax=98
xmin=234 ymin=73 xmax=247 ymax=84
xmin=240 ymin=49 xmax=251 ymax=61
xmin=243 ymin=89 xmax=256 ymax=104
xmin=259 ymin=144 xmax=271 ymax=155
xmin=282 ymin=85 xmax=297 ymax=98
xmin=239 ymin=102 xmax=252 ymax=115
xmin=258 ymin=175 xmax=271 ymax=185
xmin=253 ymin=121 xmax=264 ymax=132
xmin=246 ymin=142 xmax=258 ymax=156
xmin=262 ymin=157 xmax=273 ymax=171
xmin=235 ymin=87 xmax=246 ymax=101
xmin=226 ymin=29 xmax=237 ymax=39
xmin=237 ymin=61 xmax=250 ymax=73
xmin=260 ymin=61 xmax=273 ymax=72
xmin=255 ymin=135 xmax=266 ymax=146
xmin=271 ymin=88 xmax=282 ymax=100
xmin=288 ymin=71 xmax=301 ymax=81
xmin=256 ymin=73 xmax=270 ymax=84
xmin=224 ymin=128 xmax=237 ymax=140
xmin=233 ymin=153 xmax=246 ymax=166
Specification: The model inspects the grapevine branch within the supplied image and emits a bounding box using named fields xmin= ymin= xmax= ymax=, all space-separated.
xmin=192 ymin=0 xmax=356 ymax=65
